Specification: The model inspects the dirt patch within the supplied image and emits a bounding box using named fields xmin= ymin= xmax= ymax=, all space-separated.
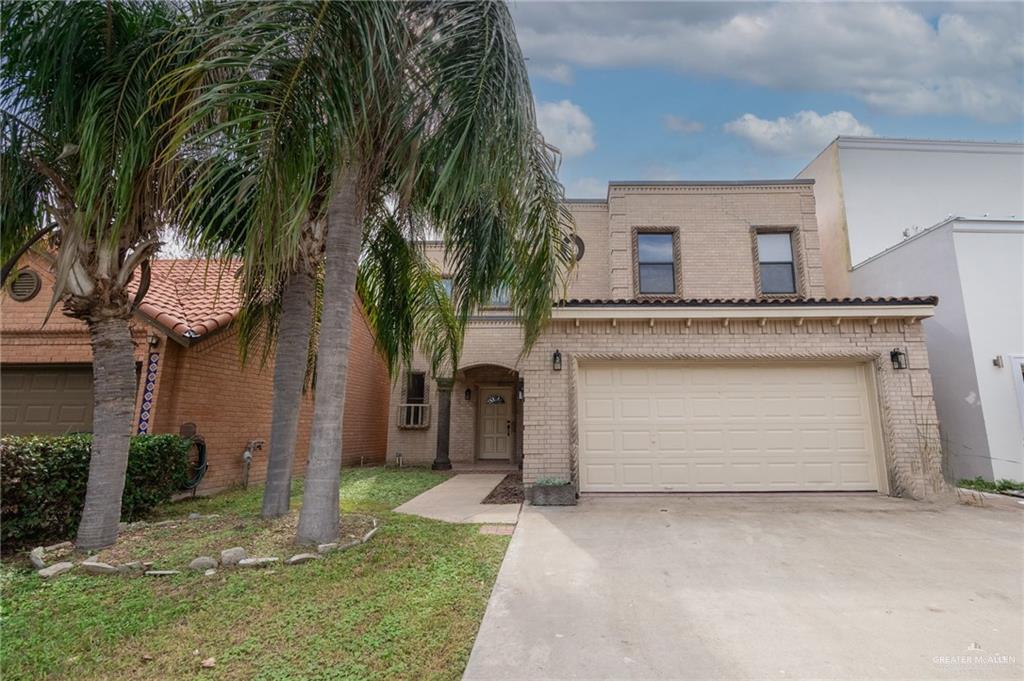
xmin=482 ymin=473 xmax=523 ymax=504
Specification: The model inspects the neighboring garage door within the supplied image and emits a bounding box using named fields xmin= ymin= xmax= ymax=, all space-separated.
xmin=1 ymin=365 xmax=93 ymax=435
xmin=577 ymin=363 xmax=880 ymax=492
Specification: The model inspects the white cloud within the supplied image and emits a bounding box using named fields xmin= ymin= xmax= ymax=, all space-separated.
xmin=512 ymin=2 xmax=1024 ymax=122
xmin=565 ymin=177 xmax=606 ymax=198
xmin=533 ymin=62 xmax=574 ymax=85
xmin=536 ymin=99 xmax=596 ymax=158
xmin=724 ymin=110 xmax=874 ymax=156
xmin=663 ymin=114 xmax=704 ymax=134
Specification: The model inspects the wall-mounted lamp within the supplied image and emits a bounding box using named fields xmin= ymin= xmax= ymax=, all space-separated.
xmin=890 ymin=348 xmax=908 ymax=370
xmin=552 ymin=350 xmax=562 ymax=371
xmin=517 ymin=380 xmax=525 ymax=401
xmin=464 ymin=388 xmax=472 ymax=401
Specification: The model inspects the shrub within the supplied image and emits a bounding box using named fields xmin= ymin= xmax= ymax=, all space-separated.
xmin=1 ymin=434 xmax=191 ymax=551
xmin=957 ymin=476 xmax=1024 ymax=493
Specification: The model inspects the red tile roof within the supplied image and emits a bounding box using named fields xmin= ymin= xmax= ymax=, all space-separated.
xmin=129 ymin=260 xmax=242 ymax=339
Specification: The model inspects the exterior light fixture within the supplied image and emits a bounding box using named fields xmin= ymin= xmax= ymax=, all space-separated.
xmin=890 ymin=348 xmax=908 ymax=370
xmin=517 ymin=380 xmax=525 ymax=401
xmin=464 ymin=388 xmax=472 ymax=401
xmin=552 ymin=350 xmax=562 ymax=371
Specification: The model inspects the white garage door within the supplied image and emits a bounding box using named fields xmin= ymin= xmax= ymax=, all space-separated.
xmin=577 ymin=363 xmax=880 ymax=492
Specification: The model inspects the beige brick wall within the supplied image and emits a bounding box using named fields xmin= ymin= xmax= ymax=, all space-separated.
xmin=386 ymin=184 xmax=945 ymax=500
xmin=606 ymin=183 xmax=825 ymax=299
xmin=386 ymin=321 xmax=524 ymax=465
xmin=519 ymin=317 xmax=945 ymax=501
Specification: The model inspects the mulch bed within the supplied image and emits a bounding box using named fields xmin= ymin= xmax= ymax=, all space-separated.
xmin=481 ymin=472 xmax=523 ymax=504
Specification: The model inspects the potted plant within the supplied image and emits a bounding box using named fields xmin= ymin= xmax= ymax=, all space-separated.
xmin=529 ymin=478 xmax=577 ymax=506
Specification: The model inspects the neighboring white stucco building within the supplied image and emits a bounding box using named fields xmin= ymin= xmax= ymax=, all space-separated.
xmin=797 ymin=137 xmax=1024 ymax=296
xmin=851 ymin=217 xmax=1024 ymax=482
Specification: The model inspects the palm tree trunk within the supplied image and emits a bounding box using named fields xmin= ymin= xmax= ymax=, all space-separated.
xmin=296 ymin=168 xmax=361 ymax=545
xmin=261 ymin=269 xmax=316 ymax=518
xmin=75 ymin=314 xmax=137 ymax=550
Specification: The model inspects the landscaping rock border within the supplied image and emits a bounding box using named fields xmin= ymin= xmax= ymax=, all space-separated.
xmin=29 ymin=516 xmax=380 ymax=580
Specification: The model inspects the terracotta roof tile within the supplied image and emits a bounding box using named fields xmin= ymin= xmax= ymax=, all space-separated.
xmin=128 ymin=259 xmax=242 ymax=339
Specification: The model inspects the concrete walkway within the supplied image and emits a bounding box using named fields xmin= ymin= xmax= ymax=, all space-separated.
xmin=394 ymin=474 xmax=521 ymax=524
xmin=465 ymin=494 xmax=1023 ymax=680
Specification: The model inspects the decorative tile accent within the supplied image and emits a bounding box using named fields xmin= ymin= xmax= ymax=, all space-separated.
xmin=137 ymin=351 xmax=159 ymax=433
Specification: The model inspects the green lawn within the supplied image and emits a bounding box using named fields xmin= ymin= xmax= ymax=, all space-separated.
xmin=0 ymin=467 xmax=511 ymax=680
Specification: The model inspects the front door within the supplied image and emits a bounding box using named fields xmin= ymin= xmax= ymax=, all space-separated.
xmin=478 ymin=387 xmax=513 ymax=460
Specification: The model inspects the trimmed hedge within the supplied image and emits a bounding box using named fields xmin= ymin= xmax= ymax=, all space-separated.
xmin=0 ymin=434 xmax=191 ymax=550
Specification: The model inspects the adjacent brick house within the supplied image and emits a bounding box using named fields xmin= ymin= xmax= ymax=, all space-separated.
xmin=1 ymin=253 xmax=390 ymax=493
xmin=388 ymin=180 xmax=947 ymax=500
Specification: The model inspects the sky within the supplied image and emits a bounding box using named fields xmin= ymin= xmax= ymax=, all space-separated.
xmin=512 ymin=1 xmax=1024 ymax=197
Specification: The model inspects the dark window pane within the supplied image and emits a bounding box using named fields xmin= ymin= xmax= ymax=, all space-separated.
xmin=639 ymin=263 xmax=675 ymax=294
xmin=757 ymin=232 xmax=793 ymax=261
xmin=760 ymin=263 xmax=796 ymax=294
xmin=490 ymin=285 xmax=509 ymax=306
xmin=637 ymin=233 xmax=674 ymax=263
xmin=406 ymin=372 xmax=426 ymax=403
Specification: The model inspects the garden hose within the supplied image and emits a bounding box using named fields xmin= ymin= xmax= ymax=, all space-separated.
xmin=183 ymin=436 xmax=208 ymax=490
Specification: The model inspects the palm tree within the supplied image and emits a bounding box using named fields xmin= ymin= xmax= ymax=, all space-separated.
xmin=296 ymin=1 xmax=575 ymax=545
xmin=162 ymin=1 xmax=403 ymax=521
xmin=1 ymin=1 xmax=198 ymax=550
xmin=171 ymin=0 xmax=574 ymax=545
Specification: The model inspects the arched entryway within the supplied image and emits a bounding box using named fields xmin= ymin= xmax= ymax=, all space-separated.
xmin=456 ymin=364 xmax=522 ymax=465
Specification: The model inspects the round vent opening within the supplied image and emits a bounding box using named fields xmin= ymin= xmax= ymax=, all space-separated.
xmin=8 ymin=268 xmax=41 ymax=302
xmin=574 ymin=235 xmax=585 ymax=261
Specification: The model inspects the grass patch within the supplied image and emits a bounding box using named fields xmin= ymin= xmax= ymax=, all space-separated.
xmin=1 ymin=467 xmax=509 ymax=680
xmin=957 ymin=476 xmax=1024 ymax=493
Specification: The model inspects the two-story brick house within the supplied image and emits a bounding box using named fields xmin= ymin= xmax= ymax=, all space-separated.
xmin=387 ymin=180 xmax=947 ymax=500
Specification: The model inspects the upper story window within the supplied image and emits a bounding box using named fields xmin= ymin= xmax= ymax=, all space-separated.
xmin=488 ymin=285 xmax=510 ymax=307
xmin=440 ymin=277 xmax=453 ymax=298
xmin=756 ymin=231 xmax=797 ymax=295
xmin=636 ymin=232 xmax=676 ymax=295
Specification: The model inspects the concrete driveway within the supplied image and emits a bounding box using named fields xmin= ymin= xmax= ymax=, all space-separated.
xmin=464 ymin=495 xmax=1023 ymax=680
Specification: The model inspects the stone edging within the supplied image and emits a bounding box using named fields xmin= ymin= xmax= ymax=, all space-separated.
xmin=31 ymin=516 xmax=380 ymax=579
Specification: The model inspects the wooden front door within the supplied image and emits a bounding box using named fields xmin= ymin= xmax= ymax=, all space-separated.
xmin=478 ymin=387 xmax=513 ymax=460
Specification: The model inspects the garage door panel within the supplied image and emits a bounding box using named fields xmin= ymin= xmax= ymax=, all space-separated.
xmin=832 ymin=396 xmax=867 ymax=418
xmin=653 ymin=368 xmax=686 ymax=386
xmin=621 ymin=464 xmax=653 ymax=485
xmin=618 ymin=367 xmax=650 ymax=386
xmin=577 ymin=363 xmax=880 ymax=492
xmin=2 ymin=365 xmax=94 ymax=435
xmin=584 ymin=430 xmax=615 ymax=452
xmin=655 ymin=398 xmax=686 ymax=418
xmin=582 ymin=464 xmax=617 ymax=487
xmin=619 ymin=398 xmax=650 ymax=418
xmin=691 ymin=430 xmax=726 ymax=451
xmin=836 ymin=429 xmax=869 ymax=451
xmin=657 ymin=430 xmax=688 ymax=451
xmin=658 ymin=464 xmax=690 ymax=484
xmin=584 ymin=398 xmax=614 ymax=419
xmin=725 ymin=397 xmax=758 ymax=418
xmin=839 ymin=462 xmax=872 ymax=484
xmin=620 ymin=430 xmax=651 ymax=452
